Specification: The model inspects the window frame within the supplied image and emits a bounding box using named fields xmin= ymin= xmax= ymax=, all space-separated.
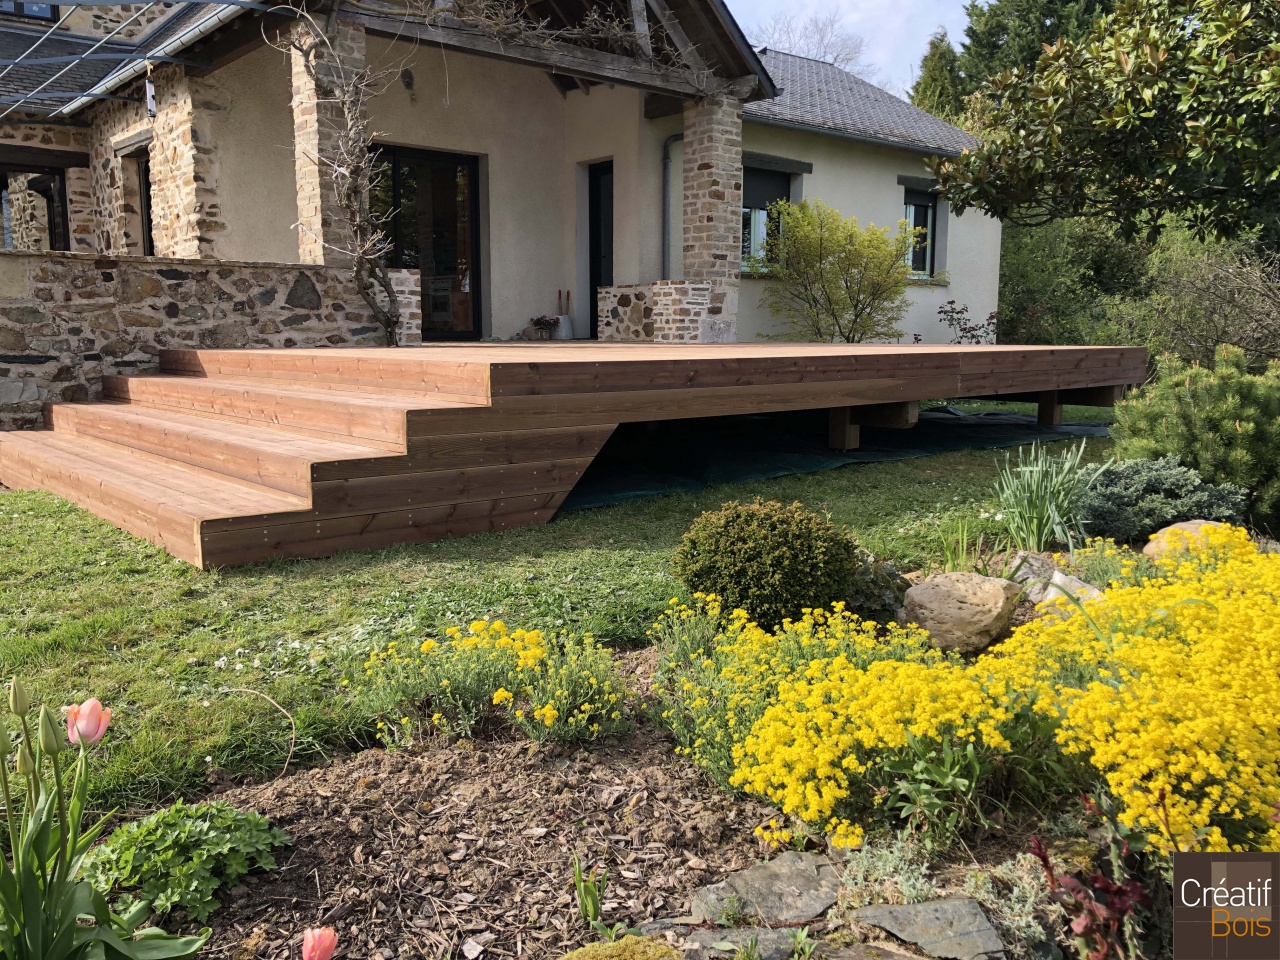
xmin=0 ymin=2 xmax=58 ymax=21
xmin=741 ymin=164 xmax=795 ymax=273
xmin=903 ymin=188 xmax=938 ymax=279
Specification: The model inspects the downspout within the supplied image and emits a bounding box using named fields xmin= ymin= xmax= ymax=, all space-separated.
xmin=661 ymin=132 xmax=682 ymax=280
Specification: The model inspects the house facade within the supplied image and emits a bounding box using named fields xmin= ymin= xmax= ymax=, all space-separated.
xmin=0 ymin=0 xmax=1000 ymax=427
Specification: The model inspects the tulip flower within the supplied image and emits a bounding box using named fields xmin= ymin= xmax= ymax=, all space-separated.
xmin=63 ymin=698 xmax=111 ymax=747
xmin=39 ymin=705 xmax=62 ymax=754
xmin=8 ymin=677 xmax=28 ymax=716
xmin=302 ymin=927 xmax=338 ymax=960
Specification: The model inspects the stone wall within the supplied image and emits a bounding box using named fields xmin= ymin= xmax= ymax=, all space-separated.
xmin=682 ymin=97 xmax=744 ymax=282
xmin=0 ymin=250 xmax=422 ymax=430
xmin=87 ymin=67 xmax=226 ymax=259
xmin=6 ymin=175 xmax=49 ymax=253
xmin=597 ymin=280 xmax=736 ymax=343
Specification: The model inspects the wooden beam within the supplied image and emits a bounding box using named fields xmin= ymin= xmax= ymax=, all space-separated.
xmin=828 ymin=408 xmax=860 ymax=452
xmin=851 ymin=400 xmax=918 ymax=429
xmin=348 ymin=11 xmax=712 ymax=97
xmin=0 ymin=144 xmax=90 ymax=170
xmin=643 ymin=0 xmax=706 ymax=71
xmin=1037 ymin=390 xmax=1064 ymax=427
xmin=630 ymin=0 xmax=654 ymax=58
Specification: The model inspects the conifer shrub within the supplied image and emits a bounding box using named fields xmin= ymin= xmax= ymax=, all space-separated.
xmin=1075 ymin=456 xmax=1249 ymax=543
xmin=1113 ymin=346 xmax=1280 ymax=520
xmin=671 ymin=499 xmax=904 ymax=628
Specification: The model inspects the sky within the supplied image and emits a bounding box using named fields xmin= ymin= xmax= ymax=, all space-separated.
xmin=724 ymin=0 xmax=970 ymax=96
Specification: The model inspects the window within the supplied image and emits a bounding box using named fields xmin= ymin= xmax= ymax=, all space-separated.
xmin=904 ymin=188 xmax=937 ymax=277
xmin=741 ymin=166 xmax=791 ymax=265
xmin=0 ymin=2 xmax=57 ymax=20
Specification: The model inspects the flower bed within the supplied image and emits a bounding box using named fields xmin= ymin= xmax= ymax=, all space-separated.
xmin=656 ymin=525 xmax=1280 ymax=854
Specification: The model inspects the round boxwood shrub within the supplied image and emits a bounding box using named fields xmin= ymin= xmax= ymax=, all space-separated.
xmin=1075 ymin=456 xmax=1249 ymax=544
xmin=671 ymin=499 xmax=903 ymax=629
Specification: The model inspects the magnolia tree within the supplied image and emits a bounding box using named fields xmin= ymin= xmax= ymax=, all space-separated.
xmin=758 ymin=199 xmax=918 ymax=343
xmin=933 ymin=0 xmax=1280 ymax=243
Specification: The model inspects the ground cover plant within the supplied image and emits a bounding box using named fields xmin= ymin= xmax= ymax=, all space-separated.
xmin=0 ymin=435 xmax=1113 ymax=808
xmin=83 ymin=800 xmax=289 ymax=922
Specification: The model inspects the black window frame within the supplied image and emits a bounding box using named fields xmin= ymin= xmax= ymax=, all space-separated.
xmin=370 ymin=143 xmax=484 ymax=341
xmin=0 ymin=2 xmax=58 ymax=21
xmin=1 ymin=167 xmax=70 ymax=252
xmin=904 ymin=188 xmax=938 ymax=278
xmin=741 ymin=166 xmax=792 ymax=269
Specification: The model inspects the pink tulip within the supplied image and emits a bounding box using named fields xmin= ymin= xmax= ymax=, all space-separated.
xmin=63 ymin=699 xmax=111 ymax=746
xmin=302 ymin=927 xmax=338 ymax=960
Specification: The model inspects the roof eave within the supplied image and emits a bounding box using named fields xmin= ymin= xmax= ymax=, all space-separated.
xmin=743 ymin=113 xmax=967 ymax=159
xmin=701 ymin=0 xmax=777 ymax=99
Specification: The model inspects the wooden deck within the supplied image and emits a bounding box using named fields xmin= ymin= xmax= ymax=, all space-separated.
xmin=0 ymin=343 xmax=1146 ymax=568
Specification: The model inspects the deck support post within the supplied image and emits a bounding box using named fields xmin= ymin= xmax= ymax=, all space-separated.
xmin=1037 ymin=390 xmax=1064 ymax=426
xmin=828 ymin=401 xmax=919 ymax=451
xmin=828 ymin=408 xmax=861 ymax=451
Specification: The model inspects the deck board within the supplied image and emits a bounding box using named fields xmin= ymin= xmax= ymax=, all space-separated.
xmin=0 ymin=342 xmax=1147 ymax=568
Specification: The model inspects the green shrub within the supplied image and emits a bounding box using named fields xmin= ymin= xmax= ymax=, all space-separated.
xmin=994 ymin=441 xmax=1104 ymax=551
xmin=1113 ymin=347 xmax=1280 ymax=520
xmin=83 ymin=800 xmax=289 ymax=922
xmin=671 ymin=499 xmax=863 ymax=629
xmin=1075 ymin=456 xmax=1249 ymax=543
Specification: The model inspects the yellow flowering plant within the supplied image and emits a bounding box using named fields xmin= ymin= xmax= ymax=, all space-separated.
xmin=657 ymin=525 xmax=1280 ymax=856
xmin=362 ymin=620 xmax=629 ymax=744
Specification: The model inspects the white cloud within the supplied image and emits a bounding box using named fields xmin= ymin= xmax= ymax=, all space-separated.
xmin=727 ymin=0 xmax=969 ymax=94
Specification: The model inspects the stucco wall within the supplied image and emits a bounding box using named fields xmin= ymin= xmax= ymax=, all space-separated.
xmin=207 ymin=44 xmax=299 ymax=263
xmin=364 ymin=39 xmax=670 ymax=339
xmin=667 ymin=122 xmax=1003 ymax=345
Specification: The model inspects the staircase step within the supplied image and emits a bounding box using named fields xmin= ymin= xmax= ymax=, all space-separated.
xmin=102 ymin=375 xmax=478 ymax=448
xmin=0 ymin=432 xmax=309 ymax=567
xmin=47 ymin=403 xmax=392 ymax=498
xmin=160 ymin=348 xmax=491 ymax=403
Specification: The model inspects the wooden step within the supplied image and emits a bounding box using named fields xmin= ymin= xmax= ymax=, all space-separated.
xmin=0 ymin=431 xmax=309 ymax=567
xmin=101 ymin=374 xmax=476 ymax=448
xmin=160 ymin=348 xmax=491 ymax=403
xmin=46 ymin=403 xmax=392 ymax=498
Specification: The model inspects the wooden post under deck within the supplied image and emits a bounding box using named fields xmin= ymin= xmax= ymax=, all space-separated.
xmin=828 ymin=401 xmax=919 ymax=451
xmin=1037 ymin=390 xmax=1064 ymax=426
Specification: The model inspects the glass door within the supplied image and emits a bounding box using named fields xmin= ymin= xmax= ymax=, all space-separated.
xmin=370 ymin=146 xmax=482 ymax=340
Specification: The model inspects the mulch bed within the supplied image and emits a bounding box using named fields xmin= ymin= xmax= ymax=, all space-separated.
xmin=198 ymin=729 xmax=775 ymax=960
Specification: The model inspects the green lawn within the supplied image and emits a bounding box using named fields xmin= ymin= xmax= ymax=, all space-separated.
xmin=0 ymin=429 xmax=1114 ymax=807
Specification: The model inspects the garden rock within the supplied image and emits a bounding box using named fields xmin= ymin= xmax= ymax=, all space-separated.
xmin=1143 ymin=520 xmax=1226 ymax=558
xmin=681 ymin=927 xmax=796 ymax=960
xmin=688 ymin=850 xmax=841 ymax=924
xmin=902 ymin=573 xmax=1021 ymax=653
xmin=851 ymin=899 xmax=1005 ymax=960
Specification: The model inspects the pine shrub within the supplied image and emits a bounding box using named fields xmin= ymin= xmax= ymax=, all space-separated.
xmin=1075 ymin=456 xmax=1249 ymax=543
xmin=1113 ymin=346 xmax=1280 ymax=519
xmin=671 ymin=499 xmax=904 ymax=628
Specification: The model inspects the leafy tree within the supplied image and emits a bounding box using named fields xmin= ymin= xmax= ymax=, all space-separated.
xmin=758 ymin=200 xmax=916 ymax=343
xmin=957 ymin=0 xmax=1112 ymax=90
xmin=911 ymin=30 xmax=965 ymax=119
xmin=935 ymin=0 xmax=1280 ymax=243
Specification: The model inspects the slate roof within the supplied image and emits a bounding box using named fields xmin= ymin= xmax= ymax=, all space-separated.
xmin=746 ymin=49 xmax=976 ymax=157
xmin=0 ymin=5 xmax=209 ymax=117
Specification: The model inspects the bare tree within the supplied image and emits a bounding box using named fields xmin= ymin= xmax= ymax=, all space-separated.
xmin=750 ymin=11 xmax=870 ymax=77
xmin=278 ymin=13 xmax=404 ymax=345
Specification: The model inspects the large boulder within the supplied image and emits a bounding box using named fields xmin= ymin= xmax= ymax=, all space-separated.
xmin=1143 ymin=519 xmax=1226 ymax=558
xmin=902 ymin=573 xmax=1021 ymax=653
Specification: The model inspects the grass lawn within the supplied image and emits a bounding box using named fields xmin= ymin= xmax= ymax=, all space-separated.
xmin=0 ymin=425 xmax=1114 ymax=808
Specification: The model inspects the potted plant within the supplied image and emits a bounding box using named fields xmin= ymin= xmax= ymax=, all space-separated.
xmin=523 ymin=316 xmax=560 ymax=341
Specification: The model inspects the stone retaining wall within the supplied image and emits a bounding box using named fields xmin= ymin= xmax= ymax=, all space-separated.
xmin=597 ymin=279 xmax=737 ymax=343
xmin=0 ymin=250 xmax=420 ymax=430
